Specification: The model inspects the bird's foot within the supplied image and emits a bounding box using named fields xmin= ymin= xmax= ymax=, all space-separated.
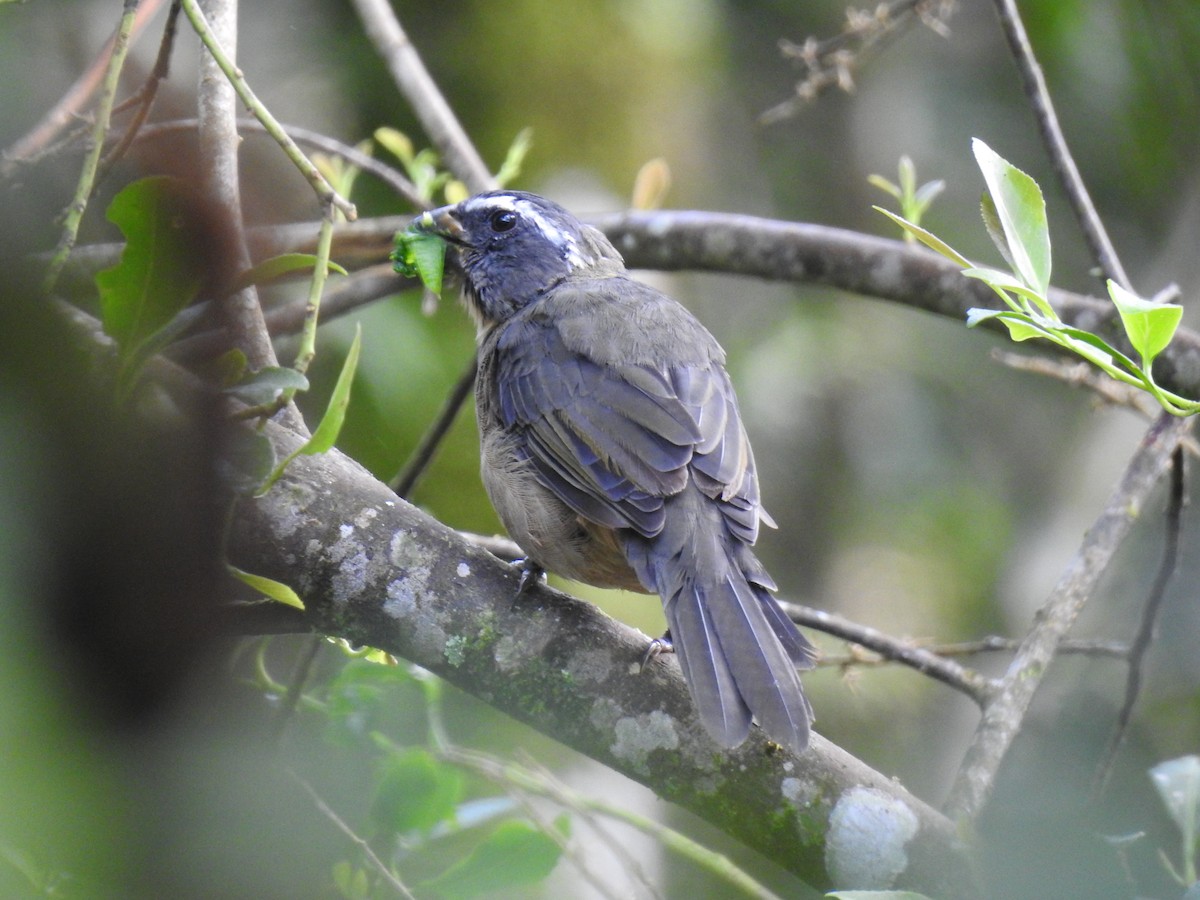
xmin=640 ymin=630 xmax=674 ymax=672
xmin=512 ymin=558 xmax=547 ymax=603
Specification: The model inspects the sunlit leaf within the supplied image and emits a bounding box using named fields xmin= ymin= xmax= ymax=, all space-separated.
xmin=1150 ymin=756 xmax=1200 ymax=848
xmin=256 ymin=325 xmax=362 ymax=494
xmin=1108 ymin=280 xmax=1183 ymax=365
xmin=972 ymin=139 xmax=1051 ymax=296
xmin=495 ymin=127 xmax=534 ymax=188
xmin=874 ymin=207 xmax=972 ymax=266
xmin=228 ymin=565 xmax=304 ymax=610
xmin=962 ymin=266 xmax=1057 ymax=319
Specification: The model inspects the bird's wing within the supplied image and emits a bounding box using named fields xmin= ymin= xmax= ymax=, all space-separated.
xmin=490 ymin=280 xmax=766 ymax=543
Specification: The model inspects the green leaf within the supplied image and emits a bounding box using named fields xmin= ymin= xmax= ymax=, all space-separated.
xmin=228 ymin=565 xmax=304 ymax=610
xmin=1108 ymin=280 xmax=1183 ymax=366
xmin=874 ymin=207 xmax=972 ymax=267
xmin=972 ymin=139 xmax=1051 ymax=295
xmin=256 ymin=325 xmax=362 ymax=494
xmin=961 ymin=266 xmax=1057 ymax=319
xmin=374 ymin=127 xmax=415 ymax=166
xmin=302 ymin=323 xmax=362 ymax=455
xmin=232 ymin=253 xmax=348 ymax=292
xmin=979 ymin=192 xmax=1015 ymax=274
xmin=95 ymin=176 xmax=204 ymax=360
xmin=966 ymin=309 xmax=1047 ymax=342
xmin=370 ymin=747 xmax=463 ymax=836
xmin=1150 ymin=755 xmax=1200 ymax=852
xmin=223 ymin=366 xmax=311 ymax=406
xmin=495 ymin=127 xmax=534 ymax=187
xmin=391 ymin=228 xmax=446 ymax=297
xmin=418 ymin=820 xmax=563 ymax=899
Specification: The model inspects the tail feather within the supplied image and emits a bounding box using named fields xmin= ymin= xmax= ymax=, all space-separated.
xmin=663 ymin=588 xmax=752 ymax=748
xmin=627 ymin=488 xmax=815 ymax=754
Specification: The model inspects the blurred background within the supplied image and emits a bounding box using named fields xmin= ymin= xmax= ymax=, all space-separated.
xmin=2 ymin=1 xmax=1199 ymax=897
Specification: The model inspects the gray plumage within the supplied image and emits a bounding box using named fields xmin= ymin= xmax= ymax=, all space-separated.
xmin=415 ymin=191 xmax=816 ymax=752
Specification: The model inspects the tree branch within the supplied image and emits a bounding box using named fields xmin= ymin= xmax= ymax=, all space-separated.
xmin=990 ymin=0 xmax=1130 ymax=290
xmin=190 ymin=0 xmax=279 ymax=372
xmin=943 ymin=411 xmax=1194 ymax=821
xmin=349 ymin=0 xmax=494 ymax=194
xmin=229 ymin=424 xmax=978 ymax=896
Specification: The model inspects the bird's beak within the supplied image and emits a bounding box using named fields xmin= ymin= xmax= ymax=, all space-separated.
xmin=413 ymin=206 xmax=465 ymax=243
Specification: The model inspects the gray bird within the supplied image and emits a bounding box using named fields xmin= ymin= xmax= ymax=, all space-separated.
xmin=413 ymin=191 xmax=816 ymax=753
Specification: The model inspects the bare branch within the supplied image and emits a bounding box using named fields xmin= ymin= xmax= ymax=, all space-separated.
xmin=1094 ymin=444 xmax=1188 ymax=793
xmin=349 ymin=0 xmax=494 ymax=194
xmin=189 ymin=0 xmax=279 ymax=372
xmin=944 ymin=412 xmax=1194 ymax=821
xmin=990 ymin=0 xmax=1130 ymax=290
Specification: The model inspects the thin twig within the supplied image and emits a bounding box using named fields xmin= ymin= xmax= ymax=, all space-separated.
xmin=943 ymin=412 xmax=1194 ymax=821
xmin=1094 ymin=444 xmax=1188 ymax=794
xmin=390 ymin=358 xmax=477 ymax=497
xmin=134 ymin=117 xmax=425 ymax=207
xmin=96 ymin=0 xmax=183 ymax=182
xmin=818 ymin=636 xmax=1129 ymax=668
xmin=348 ymin=0 xmax=494 ymax=193
xmin=180 ymin=0 xmax=357 ymax=221
xmin=990 ymin=0 xmax=1130 ymax=290
xmin=41 ymin=0 xmax=141 ymax=295
xmin=290 ymin=770 xmax=418 ymax=900
xmin=778 ymin=600 xmax=994 ymax=704
xmin=1 ymin=0 xmax=165 ymax=177
xmin=292 ymin=208 xmax=337 ymax=376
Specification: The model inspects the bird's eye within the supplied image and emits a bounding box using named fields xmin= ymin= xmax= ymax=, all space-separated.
xmin=489 ymin=209 xmax=518 ymax=232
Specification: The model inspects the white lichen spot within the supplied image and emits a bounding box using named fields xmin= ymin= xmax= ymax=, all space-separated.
xmin=610 ymin=710 xmax=680 ymax=772
xmin=589 ymin=697 xmax=622 ymax=732
xmin=564 ymin=649 xmax=613 ymax=684
xmin=383 ymin=578 xmax=417 ymax=620
xmin=456 ymin=562 xmax=471 ymax=578
xmin=825 ymin=786 xmax=920 ymax=889
xmin=328 ymin=523 xmax=368 ymax=602
xmin=781 ymin=776 xmax=817 ymax=808
xmin=353 ymin=507 xmax=379 ymax=529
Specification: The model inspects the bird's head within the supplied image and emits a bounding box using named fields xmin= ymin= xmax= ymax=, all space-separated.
xmin=412 ymin=191 xmax=623 ymax=328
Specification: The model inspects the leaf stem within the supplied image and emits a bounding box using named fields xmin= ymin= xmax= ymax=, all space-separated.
xmin=42 ymin=0 xmax=141 ymax=295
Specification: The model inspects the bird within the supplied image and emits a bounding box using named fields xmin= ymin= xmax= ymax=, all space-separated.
xmin=412 ymin=190 xmax=816 ymax=753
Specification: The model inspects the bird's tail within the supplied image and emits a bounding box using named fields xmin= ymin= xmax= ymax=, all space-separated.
xmin=625 ymin=489 xmax=816 ymax=753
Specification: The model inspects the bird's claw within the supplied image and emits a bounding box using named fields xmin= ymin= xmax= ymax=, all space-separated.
xmin=640 ymin=630 xmax=674 ymax=671
xmin=513 ymin=557 xmax=547 ymax=600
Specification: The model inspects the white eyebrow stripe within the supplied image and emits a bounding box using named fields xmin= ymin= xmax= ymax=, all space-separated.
xmin=465 ymin=194 xmax=593 ymax=269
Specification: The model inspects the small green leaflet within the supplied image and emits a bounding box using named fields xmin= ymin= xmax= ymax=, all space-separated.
xmin=228 ymin=565 xmax=304 ymax=610
xmin=972 ymin=139 xmax=1051 ymax=297
xmin=1108 ymin=280 xmax=1183 ymax=367
xmin=256 ymin=323 xmax=362 ymax=495
xmin=391 ymin=222 xmax=446 ymax=297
